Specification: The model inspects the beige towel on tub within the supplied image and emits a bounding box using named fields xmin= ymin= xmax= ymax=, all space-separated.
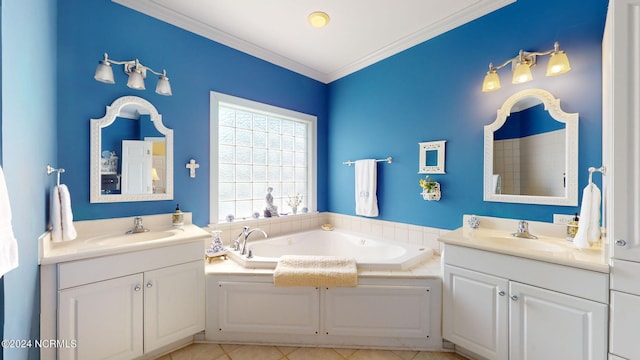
xmin=274 ymin=255 xmax=357 ymax=287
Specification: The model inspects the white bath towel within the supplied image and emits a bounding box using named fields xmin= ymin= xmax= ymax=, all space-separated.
xmin=574 ymin=183 xmax=601 ymax=249
xmin=0 ymin=165 xmax=19 ymax=277
xmin=355 ymin=159 xmax=378 ymax=217
xmin=50 ymin=184 xmax=77 ymax=242
xmin=274 ymin=255 xmax=357 ymax=287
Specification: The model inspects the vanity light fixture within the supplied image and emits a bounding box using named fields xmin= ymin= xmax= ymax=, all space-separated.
xmin=94 ymin=53 xmax=173 ymax=96
xmin=308 ymin=11 xmax=330 ymax=28
xmin=482 ymin=42 xmax=571 ymax=92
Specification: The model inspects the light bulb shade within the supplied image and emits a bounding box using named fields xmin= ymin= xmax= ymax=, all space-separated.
xmin=482 ymin=70 xmax=501 ymax=92
xmin=151 ymin=168 xmax=160 ymax=181
xmin=155 ymin=74 xmax=172 ymax=96
xmin=308 ymin=11 xmax=330 ymax=28
xmin=94 ymin=61 xmax=115 ymax=84
xmin=127 ymin=70 xmax=146 ymax=90
xmin=546 ymin=51 xmax=571 ymax=76
xmin=512 ymin=62 xmax=533 ymax=84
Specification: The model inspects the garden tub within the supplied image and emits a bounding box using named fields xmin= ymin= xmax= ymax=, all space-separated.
xmin=226 ymin=228 xmax=434 ymax=270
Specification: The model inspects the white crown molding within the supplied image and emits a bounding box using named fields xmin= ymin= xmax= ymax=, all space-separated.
xmin=113 ymin=0 xmax=515 ymax=84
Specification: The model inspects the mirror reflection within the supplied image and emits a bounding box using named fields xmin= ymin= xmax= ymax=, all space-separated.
xmin=484 ymin=88 xmax=578 ymax=206
xmin=101 ymin=116 xmax=166 ymax=194
xmin=90 ymin=96 xmax=174 ymax=203
xmin=493 ymin=100 xmax=566 ymax=196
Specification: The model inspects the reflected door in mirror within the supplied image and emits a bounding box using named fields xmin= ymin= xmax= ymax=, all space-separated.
xmin=121 ymin=140 xmax=153 ymax=194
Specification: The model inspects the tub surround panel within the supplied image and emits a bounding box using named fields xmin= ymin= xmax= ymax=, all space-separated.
xmin=205 ymin=271 xmax=442 ymax=350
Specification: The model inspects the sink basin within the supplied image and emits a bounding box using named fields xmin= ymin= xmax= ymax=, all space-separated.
xmin=469 ymin=231 xmax=567 ymax=253
xmin=83 ymin=231 xmax=175 ymax=247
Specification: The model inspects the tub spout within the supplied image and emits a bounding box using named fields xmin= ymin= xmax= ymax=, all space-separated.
xmin=241 ymin=227 xmax=268 ymax=256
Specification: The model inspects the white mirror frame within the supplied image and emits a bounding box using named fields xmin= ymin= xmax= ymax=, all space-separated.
xmin=418 ymin=140 xmax=446 ymax=174
xmin=484 ymin=88 xmax=578 ymax=206
xmin=90 ymin=96 xmax=174 ymax=203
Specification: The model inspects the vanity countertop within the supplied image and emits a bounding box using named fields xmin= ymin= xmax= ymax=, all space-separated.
xmin=439 ymin=227 xmax=609 ymax=273
xmin=40 ymin=214 xmax=211 ymax=265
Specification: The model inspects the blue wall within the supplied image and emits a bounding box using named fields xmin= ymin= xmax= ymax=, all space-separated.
xmin=57 ymin=0 xmax=329 ymax=226
xmin=327 ymin=0 xmax=607 ymax=230
xmin=2 ymin=0 xmax=58 ymax=358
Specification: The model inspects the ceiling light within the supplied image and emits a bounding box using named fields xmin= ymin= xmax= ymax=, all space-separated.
xmin=481 ymin=42 xmax=571 ymax=92
xmin=308 ymin=11 xmax=330 ymax=28
xmin=94 ymin=53 xmax=173 ymax=96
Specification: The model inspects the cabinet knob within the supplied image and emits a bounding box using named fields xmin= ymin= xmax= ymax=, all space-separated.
xmin=616 ymin=239 xmax=627 ymax=247
xmin=510 ymin=295 xmax=519 ymax=301
xmin=146 ymin=282 xmax=153 ymax=288
xmin=134 ymin=285 xmax=141 ymax=292
xmin=498 ymin=289 xmax=506 ymax=296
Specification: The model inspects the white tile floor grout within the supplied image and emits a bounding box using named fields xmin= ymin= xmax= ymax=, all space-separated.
xmin=159 ymin=343 xmax=469 ymax=360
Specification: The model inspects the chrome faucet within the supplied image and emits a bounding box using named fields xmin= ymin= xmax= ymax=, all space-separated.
xmin=127 ymin=216 xmax=149 ymax=234
xmin=236 ymin=226 xmax=268 ymax=256
xmin=512 ymin=220 xmax=537 ymax=239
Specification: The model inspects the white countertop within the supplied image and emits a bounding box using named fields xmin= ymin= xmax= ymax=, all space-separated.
xmin=40 ymin=214 xmax=211 ymax=265
xmin=439 ymin=227 xmax=609 ymax=273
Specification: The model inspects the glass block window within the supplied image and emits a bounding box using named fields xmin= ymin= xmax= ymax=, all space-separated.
xmin=210 ymin=92 xmax=316 ymax=223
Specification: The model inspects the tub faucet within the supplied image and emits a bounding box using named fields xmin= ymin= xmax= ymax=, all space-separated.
xmin=512 ymin=220 xmax=537 ymax=239
xmin=240 ymin=227 xmax=268 ymax=256
xmin=127 ymin=216 xmax=149 ymax=234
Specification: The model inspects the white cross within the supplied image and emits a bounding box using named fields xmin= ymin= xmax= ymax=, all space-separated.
xmin=186 ymin=159 xmax=200 ymax=178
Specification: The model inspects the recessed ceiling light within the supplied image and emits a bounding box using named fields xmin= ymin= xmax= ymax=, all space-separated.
xmin=308 ymin=11 xmax=330 ymax=28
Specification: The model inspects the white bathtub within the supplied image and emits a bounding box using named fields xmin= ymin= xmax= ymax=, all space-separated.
xmin=226 ymin=229 xmax=434 ymax=270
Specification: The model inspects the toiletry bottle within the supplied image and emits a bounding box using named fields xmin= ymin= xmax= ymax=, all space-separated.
xmin=566 ymin=213 xmax=579 ymax=242
xmin=172 ymin=204 xmax=184 ymax=227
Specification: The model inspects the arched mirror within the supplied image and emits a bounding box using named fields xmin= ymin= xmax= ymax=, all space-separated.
xmin=484 ymin=88 xmax=578 ymax=205
xmin=90 ymin=96 xmax=173 ymax=203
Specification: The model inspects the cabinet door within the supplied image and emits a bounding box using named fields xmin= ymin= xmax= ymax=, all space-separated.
xmin=509 ymin=282 xmax=607 ymax=360
xmin=605 ymin=0 xmax=640 ymax=261
xmin=58 ymin=274 xmax=143 ymax=360
xmin=144 ymin=260 xmax=205 ymax=352
xmin=443 ymin=265 xmax=508 ymax=360
xmin=610 ymin=290 xmax=640 ymax=360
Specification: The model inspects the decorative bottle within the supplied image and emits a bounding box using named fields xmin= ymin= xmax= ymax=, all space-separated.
xmin=566 ymin=213 xmax=579 ymax=242
xmin=172 ymin=204 xmax=184 ymax=227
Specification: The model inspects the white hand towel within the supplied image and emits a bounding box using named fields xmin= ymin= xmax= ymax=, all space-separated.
xmin=50 ymin=185 xmax=77 ymax=242
xmin=58 ymin=184 xmax=77 ymax=241
xmin=574 ymin=183 xmax=601 ymax=249
xmin=355 ymin=159 xmax=378 ymax=217
xmin=0 ymin=165 xmax=19 ymax=277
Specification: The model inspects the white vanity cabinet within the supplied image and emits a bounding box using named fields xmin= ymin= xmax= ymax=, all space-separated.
xmin=48 ymin=241 xmax=205 ymax=360
xmin=442 ymin=244 xmax=608 ymax=360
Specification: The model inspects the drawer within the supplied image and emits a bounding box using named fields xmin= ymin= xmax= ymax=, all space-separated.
xmin=58 ymin=241 xmax=203 ymax=289
xmin=611 ymin=259 xmax=640 ymax=294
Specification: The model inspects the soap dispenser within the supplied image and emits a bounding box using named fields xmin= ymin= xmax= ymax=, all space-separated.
xmin=566 ymin=213 xmax=579 ymax=242
xmin=172 ymin=204 xmax=184 ymax=227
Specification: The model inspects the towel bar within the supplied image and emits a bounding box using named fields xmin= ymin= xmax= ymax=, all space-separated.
xmin=342 ymin=157 xmax=393 ymax=166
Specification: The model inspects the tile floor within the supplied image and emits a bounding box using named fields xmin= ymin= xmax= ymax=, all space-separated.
xmin=158 ymin=343 xmax=468 ymax=360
